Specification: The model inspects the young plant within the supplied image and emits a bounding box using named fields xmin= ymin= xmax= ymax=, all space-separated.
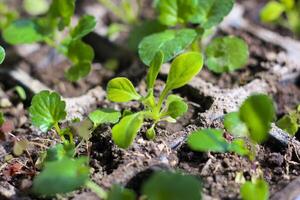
xmin=138 ymin=0 xmax=249 ymax=74
xmin=107 ymin=51 xmax=203 ymax=148
xmin=2 ymin=0 xmax=96 ymax=81
xmin=260 ymin=0 xmax=300 ymax=37
xmin=276 ymin=104 xmax=300 ymax=136
xmin=240 ymin=178 xmax=269 ymax=200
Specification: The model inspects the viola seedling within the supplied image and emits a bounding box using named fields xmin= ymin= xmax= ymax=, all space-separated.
xmin=2 ymin=0 xmax=96 ymax=81
xmin=138 ymin=0 xmax=249 ymax=73
xmin=276 ymin=104 xmax=300 ymax=136
xmin=107 ymin=51 xmax=203 ymax=148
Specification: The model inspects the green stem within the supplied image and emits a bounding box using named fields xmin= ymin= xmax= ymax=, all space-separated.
xmin=156 ymin=87 xmax=170 ymax=113
xmin=85 ymin=180 xmax=107 ymax=199
xmin=54 ymin=122 xmax=65 ymax=142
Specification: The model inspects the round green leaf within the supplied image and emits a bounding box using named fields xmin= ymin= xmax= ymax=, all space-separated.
xmin=165 ymin=95 xmax=188 ymax=119
xmin=165 ymin=52 xmax=203 ymax=90
xmin=276 ymin=114 xmax=299 ymax=136
xmin=23 ymin=0 xmax=49 ymax=16
xmin=67 ymin=40 xmax=94 ymax=64
xmin=205 ymin=36 xmax=249 ymax=73
xmin=88 ymin=108 xmax=121 ymax=127
xmin=260 ymin=1 xmax=285 ymax=22
xmin=112 ymin=113 xmax=144 ymax=148
xmin=71 ymin=15 xmax=96 ymax=40
xmin=142 ymin=171 xmax=202 ymax=200
xmin=3 ymin=19 xmax=44 ymax=44
xmin=239 ymin=94 xmax=275 ymax=144
xmin=107 ymin=77 xmax=141 ymax=102
xmin=224 ymin=112 xmax=248 ymax=137
xmin=32 ymin=157 xmax=89 ymax=196
xmin=240 ymin=179 xmax=269 ymax=200
xmin=29 ymin=91 xmax=66 ymax=132
xmin=65 ymin=62 xmax=91 ymax=82
xmin=138 ymin=29 xmax=197 ymax=66
xmin=0 ymin=46 xmax=5 ymax=64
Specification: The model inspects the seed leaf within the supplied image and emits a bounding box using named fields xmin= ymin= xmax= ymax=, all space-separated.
xmin=276 ymin=113 xmax=299 ymax=136
xmin=29 ymin=91 xmax=66 ymax=132
xmin=240 ymin=179 xmax=269 ymax=200
xmin=107 ymin=185 xmax=136 ymax=200
xmin=71 ymin=15 xmax=96 ymax=40
xmin=239 ymin=94 xmax=275 ymax=144
xmin=165 ymin=95 xmax=188 ymax=119
xmin=138 ymin=29 xmax=197 ymax=65
xmin=146 ymin=51 xmax=164 ymax=89
xmin=32 ymin=157 xmax=89 ymax=196
xmin=107 ymin=77 xmax=141 ymax=102
xmin=0 ymin=46 xmax=5 ymax=64
xmin=260 ymin=1 xmax=285 ymax=22
xmin=112 ymin=112 xmax=144 ymax=148
xmin=3 ymin=19 xmax=44 ymax=44
xmin=224 ymin=112 xmax=248 ymax=137
xmin=166 ymin=52 xmax=203 ymax=90
xmin=142 ymin=171 xmax=202 ymax=200
xmin=88 ymin=109 xmax=121 ymax=127
xmin=205 ymin=36 xmax=249 ymax=73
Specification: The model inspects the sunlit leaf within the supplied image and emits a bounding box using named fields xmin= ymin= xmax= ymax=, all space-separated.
xmin=240 ymin=179 xmax=269 ymax=200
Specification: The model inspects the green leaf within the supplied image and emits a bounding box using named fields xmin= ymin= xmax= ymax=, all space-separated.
xmin=29 ymin=91 xmax=66 ymax=132
xmin=142 ymin=171 xmax=202 ymax=200
xmin=65 ymin=62 xmax=92 ymax=82
xmin=138 ymin=29 xmax=198 ymax=65
xmin=260 ymin=1 xmax=285 ymax=22
xmin=205 ymin=36 xmax=249 ymax=73
xmin=88 ymin=109 xmax=121 ymax=127
xmin=228 ymin=139 xmax=250 ymax=156
xmin=239 ymin=94 xmax=275 ymax=144
xmin=107 ymin=185 xmax=136 ymax=200
xmin=48 ymin=0 xmax=75 ymax=28
xmin=224 ymin=112 xmax=248 ymax=137
xmin=107 ymin=77 xmax=141 ymax=102
xmin=23 ymin=0 xmax=49 ymax=16
xmin=165 ymin=52 xmax=203 ymax=90
xmin=45 ymin=143 xmax=75 ymax=162
xmin=67 ymin=40 xmax=94 ymax=64
xmin=281 ymin=0 xmax=295 ymax=9
xmin=71 ymin=15 xmax=96 ymax=40
xmin=71 ymin=118 xmax=94 ymax=140
xmin=157 ymin=0 xmax=198 ymax=26
xmin=165 ymin=95 xmax=188 ymax=119
xmin=112 ymin=112 xmax=144 ymax=148
xmin=0 ymin=46 xmax=5 ymax=64
xmin=3 ymin=19 xmax=44 ymax=44
xmin=146 ymin=125 xmax=156 ymax=140
xmin=187 ymin=128 xmax=229 ymax=152
xmin=146 ymin=51 xmax=164 ymax=89
xmin=240 ymin=179 xmax=269 ymax=200
xmin=191 ymin=0 xmax=234 ymax=29
xmin=32 ymin=157 xmax=90 ymax=196
xmin=0 ymin=112 xmax=4 ymax=126
xmin=276 ymin=114 xmax=299 ymax=136
xmin=14 ymin=86 xmax=27 ymax=100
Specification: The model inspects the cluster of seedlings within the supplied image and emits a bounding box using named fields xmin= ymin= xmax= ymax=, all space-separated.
xmin=0 ymin=0 xmax=299 ymax=199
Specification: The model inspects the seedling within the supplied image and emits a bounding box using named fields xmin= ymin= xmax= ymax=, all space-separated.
xmin=240 ymin=179 xmax=269 ymax=200
xmin=276 ymin=104 xmax=300 ymax=136
xmin=260 ymin=0 xmax=300 ymax=37
xmin=187 ymin=94 xmax=275 ymax=158
xmin=107 ymin=51 xmax=203 ymax=148
xmin=2 ymin=0 xmax=96 ymax=81
xmin=138 ymin=0 xmax=249 ymax=73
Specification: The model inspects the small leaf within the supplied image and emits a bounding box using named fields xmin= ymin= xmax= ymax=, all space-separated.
xmin=23 ymin=0 xmax=49 ymax=16
xmin=3 ymin=19 xmax=44 ymax=44
xmin=146 ymin=125 xmax=156 ymax=140
xmin=138 ymin=29 xmax=197 ymax=65
xmin=146 ymin=51 xmax=164 ymax=89
xmin=142 ymin=171 xmax=202 ymax=200
xmin=48 ymin=0 xmax=75 ymax=28
xmin=107 ymin=77 xmax=141 ymax=102
xmin=260 ymin=1 xmax=285 ymax=22
xmin=107 ymin=185 xmax=136 ymax=200
xmin=276 ymin=114 xmax=299 ymax=136
xmin=88 ymin=109 xmax=121 ymax=127
xmin=228 ymin=139 xmax=250 ymax=157
xmin=240 ymin=179 xmax=269 ymax=200
xmin=29 ymin=91 xmax=66 ymax=132
xmin=239 ymin=94 xmax=275 ymax=144
xmin=187 ymin=128 xmax=229 ymax=152
xmin=13 ymin=139 xmax=30 ymax=156
xmin=281 ymin=0 xmax=295 ymax=9
xmin=165 ymin=95 xmax=188 ymax=119
xmin=65 ymin=62 xmax=91 ymax=82
xmin=0 ymin=46 xmax=5 ymax=64
xmin=67 ymin=40 xmax=94 ymax=64
xmin=0 ymin=112 xmax=4 ymax=126
xmin=14 ymin=86 xmax=27 ymax=100
xmin=32 ymin=157 xmax=89 ymax=196
xmin=45 ymin=143 xmax=75 ymax=162
xmin=165 ymin=52 xmax=203 ymax=90
xmin=71 ymin=15 xmax=96 ymax=40
xmin=224 ymin=112 xmax=248 ymax=137
xmin=112 ymin=112 xmax=144 ymax=148
xmin=205 ymin=36 xmax=249 ymax=73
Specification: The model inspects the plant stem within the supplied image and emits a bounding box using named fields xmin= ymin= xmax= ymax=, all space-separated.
xmin=85 ymin=180 xmax=107 ymax=199
xmin=54 ymin=123 xmax=65 ymax=142
xmin=156 ymin=87 xmax=170 ymax=113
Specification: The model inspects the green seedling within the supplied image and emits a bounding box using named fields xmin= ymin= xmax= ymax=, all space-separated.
xmin=260 ymin=0 xmax=300 ymax=37
xmin=2 ymin=0 xmax=96 ymax=81
xmin=240 ymin=179 xmax=269 ymax=200
xmin=276 ymin=105 xmax=300 ymax=136
xmin=137 ymin=0 xmax=249 ymax=74
xmin=0 ymin=2 xmax=18 ymax=29
xmin=187 ymin=94 xmax=275 ymax=159
xmin=107 ymin=51 xmax=203 ymax=148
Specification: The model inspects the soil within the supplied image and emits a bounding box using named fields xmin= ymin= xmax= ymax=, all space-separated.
xmin=1 ymin=1 xmax=300 ymax=200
